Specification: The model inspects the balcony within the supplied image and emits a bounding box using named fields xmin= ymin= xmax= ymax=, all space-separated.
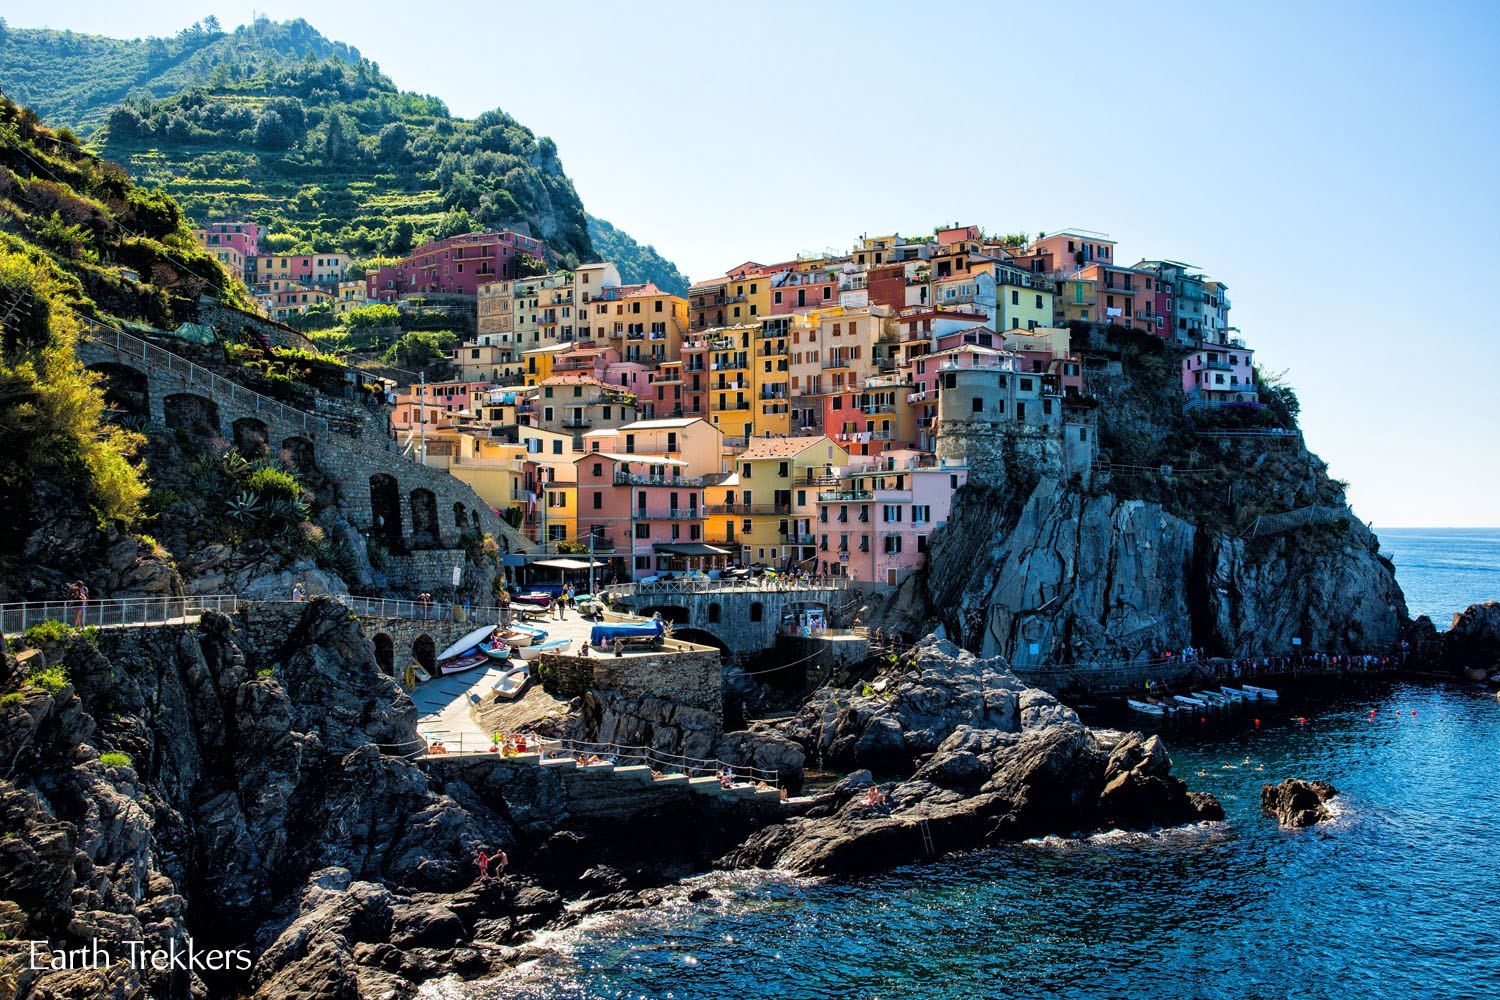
xmin=820 ymin=489 xmax=874 ymax=502
xmin=634 ymin=508 xmax=702 ymax=520
xmin=705 ymin=502 xmax=790 ymax=515
xmin=782 ymin=532 xmax=817 ymax=546
xmin=860 ymin=403 xmax=896 ymax=414
xmin=822 ymin=356 xmax=855 ymax=369
xmin=562 ymin=418 xmax=593 ymax=429
xmin=613 ymin=472 xmax=691 ymax=486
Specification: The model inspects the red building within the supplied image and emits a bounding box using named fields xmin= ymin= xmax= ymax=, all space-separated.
xmin=367 ymin=230 xmax=547 ymax=300
xmin=866 ymin=263 xmax=907 ymax=310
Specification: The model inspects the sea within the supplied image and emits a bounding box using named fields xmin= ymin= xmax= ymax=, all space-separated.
xmin=459 ymin=528 xmax=1500 ymax=1000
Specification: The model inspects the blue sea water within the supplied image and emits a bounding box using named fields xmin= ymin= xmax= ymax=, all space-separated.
xmin=1378 ymin=526 xmax=1500 ymax=625
xmin=467 ymin=529 xmax=1500 ymax=1000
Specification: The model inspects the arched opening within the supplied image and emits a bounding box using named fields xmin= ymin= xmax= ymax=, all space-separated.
xmin=87 ymin=362 xmax=149 ymax=420
xmin=163 ymin=392 xmax=220 ymax=435
xmin=641 ymin=605 xmax=689 ymax=625
xmin=373 ymin=633 xmax=395 ymax=676
xmin=410 ymin=488 xmax=440 ymax=547
xmin=232 ymin=417 xmax=271 ymax=457
xmin=369 ymin=474 xmax=403 ymax=548
xmin=672 ymin=627 xmax=727 ymax=655
xmin=707 ymin=602 xmax=722 ymax=624
xmin=412 ymin=634 xmax=437 ymax=672
xmin=281 ymin=436 xmax=316 ymax=470
xmin=453 ymin=502 xmax=469 ymax=531
xmin=750 ymin=601 xmax=764 ymax=623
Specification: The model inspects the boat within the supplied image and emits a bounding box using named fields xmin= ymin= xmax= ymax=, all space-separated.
xmin=437 ymin=650 xmax=489 ymax=675
xmin=1193 ymin=690 xmax=1229 ymax=706
xmin=509 ymin=591 xmax=554 ymax=609
xmin=1219 ymin=686 xmax=1248 ymax=700
xmin=1127 ymin=698 xmax=1166 ymax=715
xmin=492 ymin=666 xmax=530 ymax=700
xmin=1242 ymin=684 xmax=1279 ymax=700
xmin=516 ymin=638 xmax=570 ymax=660
xmin=436 ymin=625 xmax=498 ymax=662
xmin=1173 ymin=694 xmax=1206 ymax=708
xmin=1463 ymin=666 xmax=1488 ymax=682
xmin=501 ymin=624 xmax=547 ymax=647
xmin=590 ymin=619 xmax=665 ymax=646
xmin=481 ymin=637 xmax=512 ymax=661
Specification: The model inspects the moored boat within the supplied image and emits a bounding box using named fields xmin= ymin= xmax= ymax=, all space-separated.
xmin=1193 ymin=690 xmax=1228 ymax=706
xmin=516 ymin=638 xmax=570 ymax=660
xmin=436 ymin=625 xmax=497 ymax=662
xmin=1127 ymin=698 xmax=1166 ymax=715
xmin=1219 ymin=686 xmax=1248 ymax=700
xmin=481 ymin=637 xmax=511 ymax=661
xmin=509 ymin=591 xmax=554 ymax=609
xmin=1173 ymin=694 xmax=1206 ymax=708
xmin=438 ymin=650 xmax=489 ymax=675
xmin=503 ymin=624 xmax=547 ymax=647
xmin=492 ymin=666 xmax=530 ymax=699
xmin=1242 ymin=684 xmax=1279 ymax=700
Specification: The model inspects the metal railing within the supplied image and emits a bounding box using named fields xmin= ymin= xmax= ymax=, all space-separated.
xmin=604 ymin=576 xmax=849 ymax=597
xmin=413 ymin=732 xmax=782 ymax=784
xmin=1 ymin=595 xmax=242 ymax=635
xmin=80 ymin=323 xmax=330 ymax=435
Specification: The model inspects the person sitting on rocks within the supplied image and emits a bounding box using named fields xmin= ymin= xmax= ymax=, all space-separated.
xmin=428 ymin=741 xmax=448 ymax=755
xmin=864 ymin=785 xmax=888 ymax=808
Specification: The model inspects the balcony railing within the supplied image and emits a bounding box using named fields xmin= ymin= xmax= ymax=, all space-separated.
xmin=819 ymin=489 xmax=875 ymax=502
xmin=634 ymin=508 xmax=702 ymax=520
xmin=705 ymin=503 xmax=791 ymax=515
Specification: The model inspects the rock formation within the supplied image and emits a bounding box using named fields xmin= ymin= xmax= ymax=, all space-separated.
xmin=1260 ymin=778 xmax=1339 ymax=828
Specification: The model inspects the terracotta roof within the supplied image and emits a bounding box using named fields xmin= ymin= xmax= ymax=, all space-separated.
xmin=621 ymin=417 xmax=706 ymax=430
xmin=739 ymin=435 xmax=833 ymax=460
xmin=540 ymin=373 xmax=610 ymax=387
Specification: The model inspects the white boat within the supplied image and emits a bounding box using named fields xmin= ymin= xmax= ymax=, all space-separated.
xmin=492 ymin=666 xmax=530 ymax=700
xmin=1219 ymin=686 xmax=1248 ymax=700
xmin=1242 ymin=684 xmax=1279 ymax=701
xmin=504 ymin=625 xmax=548 ymax=647
xmin=516 ymin=638 xmax=570 ymax=660
xmin=1193 ymin=690 xmax=1231 ymax=707
xmin=436 ymin=625 xmax=498 ymax=662
xmin=1127 ymin=698 xmax=1166 ymax=715
xmin=1174 ymin=695 xmax=1206 ymax=708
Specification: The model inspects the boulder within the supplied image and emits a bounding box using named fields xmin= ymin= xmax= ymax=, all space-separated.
xmin=1260 ymin=778 xmax=1339 ymax=828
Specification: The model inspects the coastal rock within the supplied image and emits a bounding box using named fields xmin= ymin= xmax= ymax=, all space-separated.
xmin=1443 ymin=601 xmax=1500 ymax=672
xmin=786 ymin=636 xmax=1073 ymax=770
xmin=1260 ymin=778 xmax=1339 ymax=828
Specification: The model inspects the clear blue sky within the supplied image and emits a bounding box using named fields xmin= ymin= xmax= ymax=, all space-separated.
xmin=10 ymin=1 xmax=1500 ymax=527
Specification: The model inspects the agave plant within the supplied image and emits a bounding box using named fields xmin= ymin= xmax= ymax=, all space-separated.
xmin=225 ymin=490 xmax=263 ymax=525
xmin=220 ymin=451 xmax=253 ymax=480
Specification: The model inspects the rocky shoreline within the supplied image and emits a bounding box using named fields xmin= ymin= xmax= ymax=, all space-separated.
xmin=0 ymin=602 xmax=1233 ymax=998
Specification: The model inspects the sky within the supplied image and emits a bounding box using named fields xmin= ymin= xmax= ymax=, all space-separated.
xmin=8 ymin=1 xmax=1500 ymax=527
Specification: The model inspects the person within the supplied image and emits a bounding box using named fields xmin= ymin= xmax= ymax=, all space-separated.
xmin=554 ymin=594 xmax=565 ymax=620
xmin=292 ymin=581 xmax=306 ymax=603
xmin=498 ymin=588 xmax=512 ymax=626
xmin=491 ymin=847 xmax=508 ymax=879
xmin=476 ymin=849 xmax=491 ymax=880
xmin=70 ymin=580 xmax=89 ymax=627
xmin=563 ymin=583 xmax=575 ymax=608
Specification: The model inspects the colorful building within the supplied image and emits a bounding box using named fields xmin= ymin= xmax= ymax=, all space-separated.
xmin=814 ymin=456 xmax=968 ymax=584
xmin=367 ymin=231 xmax=546 ymax=300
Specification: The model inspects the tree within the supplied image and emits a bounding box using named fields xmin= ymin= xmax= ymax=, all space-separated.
xmin=146 ymin=37 xmax=170 ymax=69
xmin=385 ymin=219 xmax=414 ymax=255
xmin=202 ymin=14 xmax=222 ymax=34
xmin=377 ymin=122 xmax=410 ymax=163
xmin=323 ymin=113 xmax=349 ymax=163
xmin=433 ymin=207 xmax=474 ymax=240
xmin=512 ymin=251 xmax=548 ymax=278
xmin=254 ymin=110 xmax=293 ymax=151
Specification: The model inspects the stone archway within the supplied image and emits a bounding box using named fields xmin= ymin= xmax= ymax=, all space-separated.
xmin=672 ymin=627 xmax=728 ymax=654
xmin=410 ymin=488 xmax=440 ymax=547
xmin=373 ymin=633 xmax=395 ymax=676
xmin=640 ymin=605 xmax=689 ymax=625
xmin=86 ymin=362 xmax=149 ymax=420
xmin=281 ymin=436 xmax=316 ymax=470
xmin=369 ymin=474 xmax=403 ymax=548
xmin=163 ymin=392 xmax=220 ymax=434
xmin=233 ymin=417 xmax=271 ymax=457
xmin=412 ymin=634 xmax=436 ymax=672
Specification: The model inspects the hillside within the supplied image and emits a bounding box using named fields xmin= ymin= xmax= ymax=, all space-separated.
xmin=0 ymin=17 xmax=690 ymax=289
xmin=588 ymin=215 xmax=689 ymax=294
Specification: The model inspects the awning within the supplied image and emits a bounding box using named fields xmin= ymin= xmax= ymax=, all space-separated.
xmin=531 ymin=558 xmax=603 ymax=569
xmin=651 ymin=542 xmax=734 ymax=557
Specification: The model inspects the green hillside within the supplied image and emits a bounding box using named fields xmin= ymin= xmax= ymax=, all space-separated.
xmin=0 ymin=16 xmax=690 ymax=289
xmin=588 ymin=216 xmax=688 ymax=294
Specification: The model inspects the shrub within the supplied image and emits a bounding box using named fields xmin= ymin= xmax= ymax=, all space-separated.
xmin=98 ymin=751 xmax=133 ymax=768
xmin=246 ymin=467 xmax=303 ymax=505
xmin=25 ymin=665 xmax=70 ymax=695
xmin=0 ymin=692 xmax=25 ymax=709
xmin=23 ymin=619 xmax=75 ymax=647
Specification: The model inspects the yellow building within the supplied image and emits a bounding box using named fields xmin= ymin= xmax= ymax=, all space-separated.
xmin=751 ymin=315 xmax=792 ymax=437
xmin=476 ymin=279 xmax=514 ymax=342
xmin=701 ymin=325 xmax=756 ymax=443
xmin=1055 ymin=277 xmax=1097 ymax=325
xmin=719 ymin=435 xmax=849 ymax=566
xmin=723 ymin=270 xmax=773 ymax=326
xmin=994 ymin=264 xmax=1057 ymax=332
xmin=593 ymin=283 xmax=689 ymax=364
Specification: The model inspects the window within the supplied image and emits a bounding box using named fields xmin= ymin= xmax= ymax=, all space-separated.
xmin=592 ymin=462 xmax=603 ymax=476
xmin=634 ymin=523 xmax=650 ymax=539
xmin=883 ymin=504 xmax=902 ymax=523
xmin=913 ymin=505 xmax=931 ymax=524
xmin=750 ymin=602 xmax=763 ymax=622
xmin=708 ymin=603 xmax=722 ymax=623
xmin=778 ymin=461 xmax=789 ymax=478
xmin=972 ymin=397 xmax=983 ymax=413
xmin=592 ymin=491 xmax=603 ymax=509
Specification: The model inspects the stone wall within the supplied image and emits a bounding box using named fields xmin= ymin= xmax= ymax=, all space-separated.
xmin=76 ymin=329 xmax=535 ymax=592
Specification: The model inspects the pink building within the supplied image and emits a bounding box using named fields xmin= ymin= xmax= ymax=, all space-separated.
xmin=200 ymin=222 xmax=261 ymax=258
xmin=575 ymin=453 xmax=708 ymax=578
xmin=1182 ymin=340 xmax=1257 ymax=403
xmin=391 ymin=379 xmax=495 ymax=431
xmin=771 ymin=268 xmax=839 ymax=313
xmin=368 ymin=231 xmax=547 ymax=300
xmin=1025 ymin=230 xmax=1117 ymax=275
xmin=814 ymin=456 xmax=968 ymax=585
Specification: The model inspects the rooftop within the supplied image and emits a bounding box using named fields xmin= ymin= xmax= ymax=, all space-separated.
xmin=740 ymin=435 xmax=832 ymax=460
